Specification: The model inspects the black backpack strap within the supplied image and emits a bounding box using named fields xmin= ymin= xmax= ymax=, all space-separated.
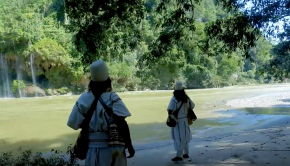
xmin=172 ymin=101 xmax=183 ymax=117
xmin=81 ymin=93 xmax=98 ymax=131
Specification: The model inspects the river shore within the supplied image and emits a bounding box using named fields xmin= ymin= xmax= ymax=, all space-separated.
xmin=125 ymin=91 xmax=290 ymax=166
xmin=226 ymin=91 xmax=290 ymax=108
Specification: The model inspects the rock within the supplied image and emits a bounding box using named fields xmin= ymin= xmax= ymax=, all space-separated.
xmin=25 ymin=85 xmax=46 ymax=97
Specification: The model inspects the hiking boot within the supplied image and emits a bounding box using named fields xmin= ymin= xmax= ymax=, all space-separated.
xmin=183 ymin=154 xmax=189 ymax=158
xmin=171 ymin=157 xmax=183 ymax=162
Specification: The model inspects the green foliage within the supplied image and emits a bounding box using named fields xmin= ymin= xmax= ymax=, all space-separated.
xmin=56 ymin=87 xmax=70 ymax=95
xmin=45 ymin=88 xmax=54 ymax=96
xmin=263 ymin=41 xmax=290 ymax=80
xmin=11 ymin=80 xmax=26 ymax=98
xmin=0 ymin=145 xmax=80 ymax=166
xmin=64 ymin=0 xmax=145 ymax=65
xmin=0 ymin=0 xmax=283 ymax=97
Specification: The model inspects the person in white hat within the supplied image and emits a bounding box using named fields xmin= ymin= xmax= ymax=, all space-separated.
xmin=67 ymin=60 xmax=135 ymax=166
xmin=167 ymin=81 xmax=195 ymax=162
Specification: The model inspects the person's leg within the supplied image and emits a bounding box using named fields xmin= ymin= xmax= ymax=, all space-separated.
xmin=183 ymin=143 xmax=189 ymax=155
xmin=95 ymin=148 xmax=113 ymax=166
xmin=85 ymin=148 xmax=113 ymax=166
xmin=171 ymin=122 xmax=183 ymax=162
xmin=171 ymin=147 xmax=183 ymax=161
xmin=112 ymin=151 xmax=127 ymax=166
xmin=183 ymin=143 xmax=190 ymax=158
xmin=176 ymin=149 xmax=183 ymax=158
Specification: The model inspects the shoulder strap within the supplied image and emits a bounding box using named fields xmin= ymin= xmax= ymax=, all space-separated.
xmin=99 ymin=97 xmax=114 ymax=117
xmin=172 ymin=101 xmax=183 ymax=117
xmin=176 ymin=102 xmax=183 ymax=112
xmin=81 ymin=93 xmax=98 ymax=130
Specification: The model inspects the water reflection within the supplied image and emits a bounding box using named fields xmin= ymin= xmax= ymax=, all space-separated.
xmin=242 ymin=107 xmax=290 ymax=115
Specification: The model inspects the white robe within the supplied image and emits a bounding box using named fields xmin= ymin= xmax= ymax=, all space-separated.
xmin=167 ymin=97 xmax=195 ymax=156
xmin=67 ymin=91 xmax=131 ymax=166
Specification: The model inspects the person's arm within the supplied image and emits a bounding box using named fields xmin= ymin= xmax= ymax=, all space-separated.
xmin=168 ymin=110 xmax=173 ymax=115
xmin=67 ymin=101 xmax=85 ymax=130
xmin=110 ymin=93 xmax=135 ymax=158
xmin=189 ymin=98 xmax=195 ymax=109
xmin=67 ymin=92 xmax=93 ymax=130
xmin=167 ymin=98 xmax=176 ymax=115
xmin=111 ymin=93 xmax=131 ymax=117
xmin=110 ymin=93 xmax=132 ymax=146
xmin=114 ymin=116 xmax=133 ymax=148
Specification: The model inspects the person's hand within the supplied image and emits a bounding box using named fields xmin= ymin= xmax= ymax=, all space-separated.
xmin=126 ymin=144 xmax=135 ymax=158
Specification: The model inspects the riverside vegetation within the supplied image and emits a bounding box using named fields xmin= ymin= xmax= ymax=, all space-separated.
xmin=0 ymin=0 xmax=288 ymax=98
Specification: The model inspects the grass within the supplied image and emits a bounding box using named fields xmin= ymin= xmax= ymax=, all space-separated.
xmin=0 ymin=84 xmax=290 ymax=154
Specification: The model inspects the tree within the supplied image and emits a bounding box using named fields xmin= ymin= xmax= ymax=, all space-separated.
xmin=210 ymin=0 xmax=290 ymax=79
xmin=64 ymin=0 xmax=289 ymax=65
xmin=0 ymin=0 xmax=283 ymax=95
xmin=64 ymin=0 xmax=145 ymax=67
xmin=263 ymin=41 xmax=290 ymax=81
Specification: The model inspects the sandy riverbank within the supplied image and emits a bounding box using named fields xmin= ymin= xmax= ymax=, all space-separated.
xmin=226 ymin=91 xmax=290 ymax=108
xmin=127 ymin=116 xmax=290 ymax=166
xmin=124 ymin=92 xmax=290 ymax=166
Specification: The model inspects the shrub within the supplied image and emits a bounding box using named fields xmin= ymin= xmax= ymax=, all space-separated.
xmin=11 ymin=80 xmax=26 ymax=98
xmin=56 ymin=87 xmax=70 ymax=95
xmin=0 ymin=145 xmax=81 ymax=166
xmin=45 ymin=89 xmax=54 ymax=96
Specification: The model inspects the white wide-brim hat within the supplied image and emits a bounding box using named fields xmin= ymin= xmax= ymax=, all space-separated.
xmin=90 ymin=60 xmax=109 ymax=82
xmin=175 ymin=81 xmax=185 ymax=90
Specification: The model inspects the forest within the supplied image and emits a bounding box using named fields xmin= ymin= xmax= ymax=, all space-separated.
xmin=0 ymin=0 xmax=287 ymax=98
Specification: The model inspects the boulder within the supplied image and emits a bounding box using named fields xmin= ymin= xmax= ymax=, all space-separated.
xmin=25 ymin=85 xmax=46 ymax=97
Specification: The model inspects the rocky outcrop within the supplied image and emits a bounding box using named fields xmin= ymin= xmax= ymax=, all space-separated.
xmin=25 ymin=85 xmax=46 ymax=97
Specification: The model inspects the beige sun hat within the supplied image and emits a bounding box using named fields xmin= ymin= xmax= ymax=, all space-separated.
xmin=174 ymin=81 xmax=185 ymax=90
xmin=90 ymin=60 xmax=109 ymax=82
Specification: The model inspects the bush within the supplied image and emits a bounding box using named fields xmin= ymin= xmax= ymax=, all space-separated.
xmin=56 ymin=87 xmax=70 ymax=95
xmin=0 ymin=145 xmax=81 ymax=166
xmin=11 ymin=80 xmax=26 ymax=98
xmin=125 ymin=77 xmax=141 ymax=91
xmin=45 ymin=89 xmax=54 ymax=96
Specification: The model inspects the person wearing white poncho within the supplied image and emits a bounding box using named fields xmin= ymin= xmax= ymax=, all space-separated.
xmin=67 ymin=60 xmax=135 ymax=166
xmin=167 ymin=81 xmax=195 ymax=162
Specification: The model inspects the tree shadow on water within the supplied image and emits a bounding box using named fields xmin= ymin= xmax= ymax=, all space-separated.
xmin=0 ymin=117 xmax=262 ymax=166
xmin=0 ymin=122 xmax=171 ymax=155
xmin=268 ymin=98 xmax=290 ymax=108
xmin=0 ymin=132 xmax=79 ymax=155
xmin=0 ymin=119 xmax=233 ymax=155
xmin=280 ymin=98 xmax=290 ymax=103
xmin=243 ymin=107 xmax=290 ymax=116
